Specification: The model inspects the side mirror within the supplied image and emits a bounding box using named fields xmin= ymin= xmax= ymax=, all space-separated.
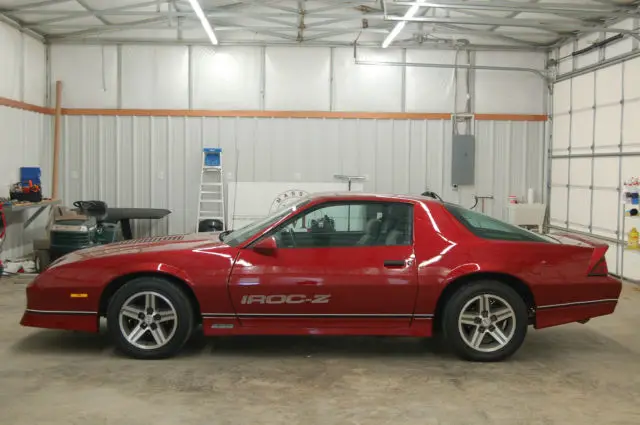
xmin=253 ymin=236 xmax=277 ymax=255
xmin=219 ymin=230 xmax=232 ymax=242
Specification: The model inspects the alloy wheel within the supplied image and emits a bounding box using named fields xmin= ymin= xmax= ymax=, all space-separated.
xmin=118 ymin=291 xmax=178 ymax=350
xmin=457 ymin=293 xmax=516 ymax=353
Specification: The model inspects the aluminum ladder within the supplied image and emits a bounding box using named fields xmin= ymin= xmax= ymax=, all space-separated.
xmin=196 ymin=148 xmax=225 ymax=231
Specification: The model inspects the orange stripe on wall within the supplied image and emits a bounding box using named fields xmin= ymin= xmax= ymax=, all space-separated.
xmin=475 ymin=113 xmax=548 ymax=121
xmin=0 ymin=97 xmax=549 ymax=122
xmin=62 ymin=109 xmax=548 ymax=121
xmin=60 ymin=109 xmax=454 ymax=120
xmin=0 ymin=97 xmax=54 ymax=115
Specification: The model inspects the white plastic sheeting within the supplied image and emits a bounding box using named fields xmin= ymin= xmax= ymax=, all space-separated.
xmin=0 ymin=107 xmax=52 ymax=261
xmin=0 ymin=21 xmax=48 ymax=260
xmin=49 ymin=45 xmax=546 ymax=114
xmin=475 ymin=51 xmax=546 ymax=114
xmin=50 ymin=45 xmax=118 ymax=108
xmin=0 ymin=21 xmax=45 ymax=105
xmin=265 ymin=47 xmax=331 ymax=111
xmin=55 ymin=115 xmax=544 ymax=239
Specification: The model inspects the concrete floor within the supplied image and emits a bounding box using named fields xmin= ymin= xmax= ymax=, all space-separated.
xmin=1 ymin=277 xmax=639 ymax=425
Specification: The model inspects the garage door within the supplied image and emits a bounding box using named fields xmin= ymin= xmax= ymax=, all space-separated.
xmin=550 ymin=56 xmax=640 ymax=278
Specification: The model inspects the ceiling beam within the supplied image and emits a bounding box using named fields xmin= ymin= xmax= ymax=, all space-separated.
xmin=0 ymin=12 xmax=45 ymax=39
xmin=297 ymin=0 xmax=306 ymax=41
xmin=452 ymin=7 xmax=586 ymax=24
xmin=74 ymin=0 xmax=111 ymax=26
xmin=307 ymin=0 xmax=383 ymax=14
xmin=25 ymin=0 xmax=162 ymax=25
xmin=47 ymin=16 xmax=169 ymax=39
xmin=429 ymin=23 xmax=548 ymax=46
xmin=11 ymin=10 xmax=382 ymax=19
xmin=484 ymin=0 xmax=541 ymax=34
xmin=46 ymin=18 xmax=300 ymax=41
xmin=175 ymin=0 xmax=300 ymax=14
xmin=386 ymin=15 xmax=640 ymax=35
xmin=390 ymin=0 xmax=640 ymax=17
xmin=9 ymin=0 xmax=74 ymax=11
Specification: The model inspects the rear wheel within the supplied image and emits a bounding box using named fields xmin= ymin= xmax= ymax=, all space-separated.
xmin=442 ymin=280 xmax=528 ymax=362
xmin=106 ymin=277 xmax=194 ymax=359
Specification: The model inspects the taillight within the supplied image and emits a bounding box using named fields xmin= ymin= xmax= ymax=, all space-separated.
xmin=589 ymin=257 xmax=608 ymax=276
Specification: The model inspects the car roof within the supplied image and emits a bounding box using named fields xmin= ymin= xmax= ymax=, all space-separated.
xmin=305 ymin=192 xmax=440 ymax=205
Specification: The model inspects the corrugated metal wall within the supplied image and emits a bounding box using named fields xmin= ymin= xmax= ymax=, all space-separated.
xmin=0 ymin=106 xmax=52 ymax=260
xmin=57 ymin=115 xmax=545 ymax=238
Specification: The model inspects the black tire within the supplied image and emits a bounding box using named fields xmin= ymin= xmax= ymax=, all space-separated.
xmin=35 ymin=250 xmax=51 ymax=274
xmin=441 ymin=280 xmax=528 ymax=362
xmin=106 ymin=277 xmax=194 ymax=359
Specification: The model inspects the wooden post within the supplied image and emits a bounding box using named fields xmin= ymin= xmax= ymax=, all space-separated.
xmin=52 ymin=81 xmax=62 ymax=200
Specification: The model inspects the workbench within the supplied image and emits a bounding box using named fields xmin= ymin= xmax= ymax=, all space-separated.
xmin=1 ymin=199 xmax=62 ymax=229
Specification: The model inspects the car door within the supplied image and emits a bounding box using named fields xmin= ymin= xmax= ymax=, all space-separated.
xmin=228 ymin=201 xmax=418 ymax=329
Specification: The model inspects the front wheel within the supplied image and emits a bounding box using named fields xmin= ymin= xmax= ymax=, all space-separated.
xmin=106 ymin=277 xmax=194 ymax=359
xmin=442 ymin=281 xmax=528 ymax=362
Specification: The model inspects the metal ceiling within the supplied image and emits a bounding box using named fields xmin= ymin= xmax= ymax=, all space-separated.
xmin=0 ymin=0 xmax=639 ymax=51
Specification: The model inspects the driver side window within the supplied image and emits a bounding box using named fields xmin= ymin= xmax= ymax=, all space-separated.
xmin=274 ymin=201 xmax=412 ymax=249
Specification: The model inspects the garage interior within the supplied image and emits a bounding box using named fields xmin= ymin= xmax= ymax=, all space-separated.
xmin=1 ymin=0 xmax=640 ymax=423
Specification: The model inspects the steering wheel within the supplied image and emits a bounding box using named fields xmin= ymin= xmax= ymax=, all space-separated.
xmin=277 ymin=228 xmax=297 ymax=248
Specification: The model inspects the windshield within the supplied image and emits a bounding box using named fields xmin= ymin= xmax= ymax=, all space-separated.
xmin=224 ymin=199 xmax=311 ymax=247
xmin=445 ymin=203 xmax=556 ymax=243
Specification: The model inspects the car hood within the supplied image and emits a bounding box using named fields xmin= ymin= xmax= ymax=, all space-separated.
xmin=56 ymin=232 xmax=225 ymax=264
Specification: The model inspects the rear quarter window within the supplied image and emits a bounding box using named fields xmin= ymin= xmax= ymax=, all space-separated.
xmin=444 ymin=203 xmax=554 ymax=243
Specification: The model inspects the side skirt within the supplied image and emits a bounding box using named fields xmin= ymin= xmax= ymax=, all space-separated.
xmin=202 ymin=316 xmax=433 ymax=337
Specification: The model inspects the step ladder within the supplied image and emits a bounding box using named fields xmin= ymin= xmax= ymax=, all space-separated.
xmin=196 ymin=148 xmax=225 ymax=232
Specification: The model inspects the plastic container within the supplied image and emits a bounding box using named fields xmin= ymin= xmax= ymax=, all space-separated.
xmin=10 ymin=191 xmax=42 ymax=203
xmin=20 ymin=167 xmax=41 ymax=185
xmin=628 ymin=227 xmax=639 ymax=250
xmin=203 ymin=148 xmax=222 ymax=167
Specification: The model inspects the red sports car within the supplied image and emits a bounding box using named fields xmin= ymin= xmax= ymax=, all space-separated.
xmin=21 ymin=193 xmax=621 ymax=361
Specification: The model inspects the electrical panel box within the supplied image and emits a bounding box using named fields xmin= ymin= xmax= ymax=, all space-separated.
xmin=451 ymin=134 xmax=475 ymax=186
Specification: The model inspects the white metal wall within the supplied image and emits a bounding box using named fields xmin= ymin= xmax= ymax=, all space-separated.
xmin=550 ymin=55 xmax=640 ymax=279
xmin=50 ymin=45 xmax=546 ymax=114
xmin=57 ymin=115 xmax=544 ymax=238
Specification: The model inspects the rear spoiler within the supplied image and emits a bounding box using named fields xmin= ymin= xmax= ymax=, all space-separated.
xmin=552 ymin=232 xmax=609 ymax=276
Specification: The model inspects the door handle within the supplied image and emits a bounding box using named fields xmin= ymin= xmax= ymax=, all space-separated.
xmin=384 ymin=260 xmax=406 ymax=268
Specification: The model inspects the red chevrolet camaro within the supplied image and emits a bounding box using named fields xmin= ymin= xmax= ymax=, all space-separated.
xmin=21 ymin=193 xmax=621 ymax=361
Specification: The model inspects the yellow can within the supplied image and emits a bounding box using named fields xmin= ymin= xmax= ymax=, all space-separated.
xmin=628 ymin=227 xmax=639 ymax=250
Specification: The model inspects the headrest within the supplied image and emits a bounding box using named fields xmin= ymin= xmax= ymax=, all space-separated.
xmin=365 ymin=218 xmax=381 ymax=234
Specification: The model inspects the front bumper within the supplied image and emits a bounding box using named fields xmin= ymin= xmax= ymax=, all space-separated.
xmin=21 ymin=269 xmax=101 ymax=333
xmin=21 ymin=310 xmax=98 ymax=332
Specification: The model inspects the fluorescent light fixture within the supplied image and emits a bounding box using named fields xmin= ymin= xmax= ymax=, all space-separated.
xmin=382 ymin=1 xmax=423 ymax=48
xmin=188 ymin=0 xmax=218 ymax=45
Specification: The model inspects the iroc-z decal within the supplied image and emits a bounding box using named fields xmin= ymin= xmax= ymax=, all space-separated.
xmin=241 ymin=294 xmax=331 ymax=305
